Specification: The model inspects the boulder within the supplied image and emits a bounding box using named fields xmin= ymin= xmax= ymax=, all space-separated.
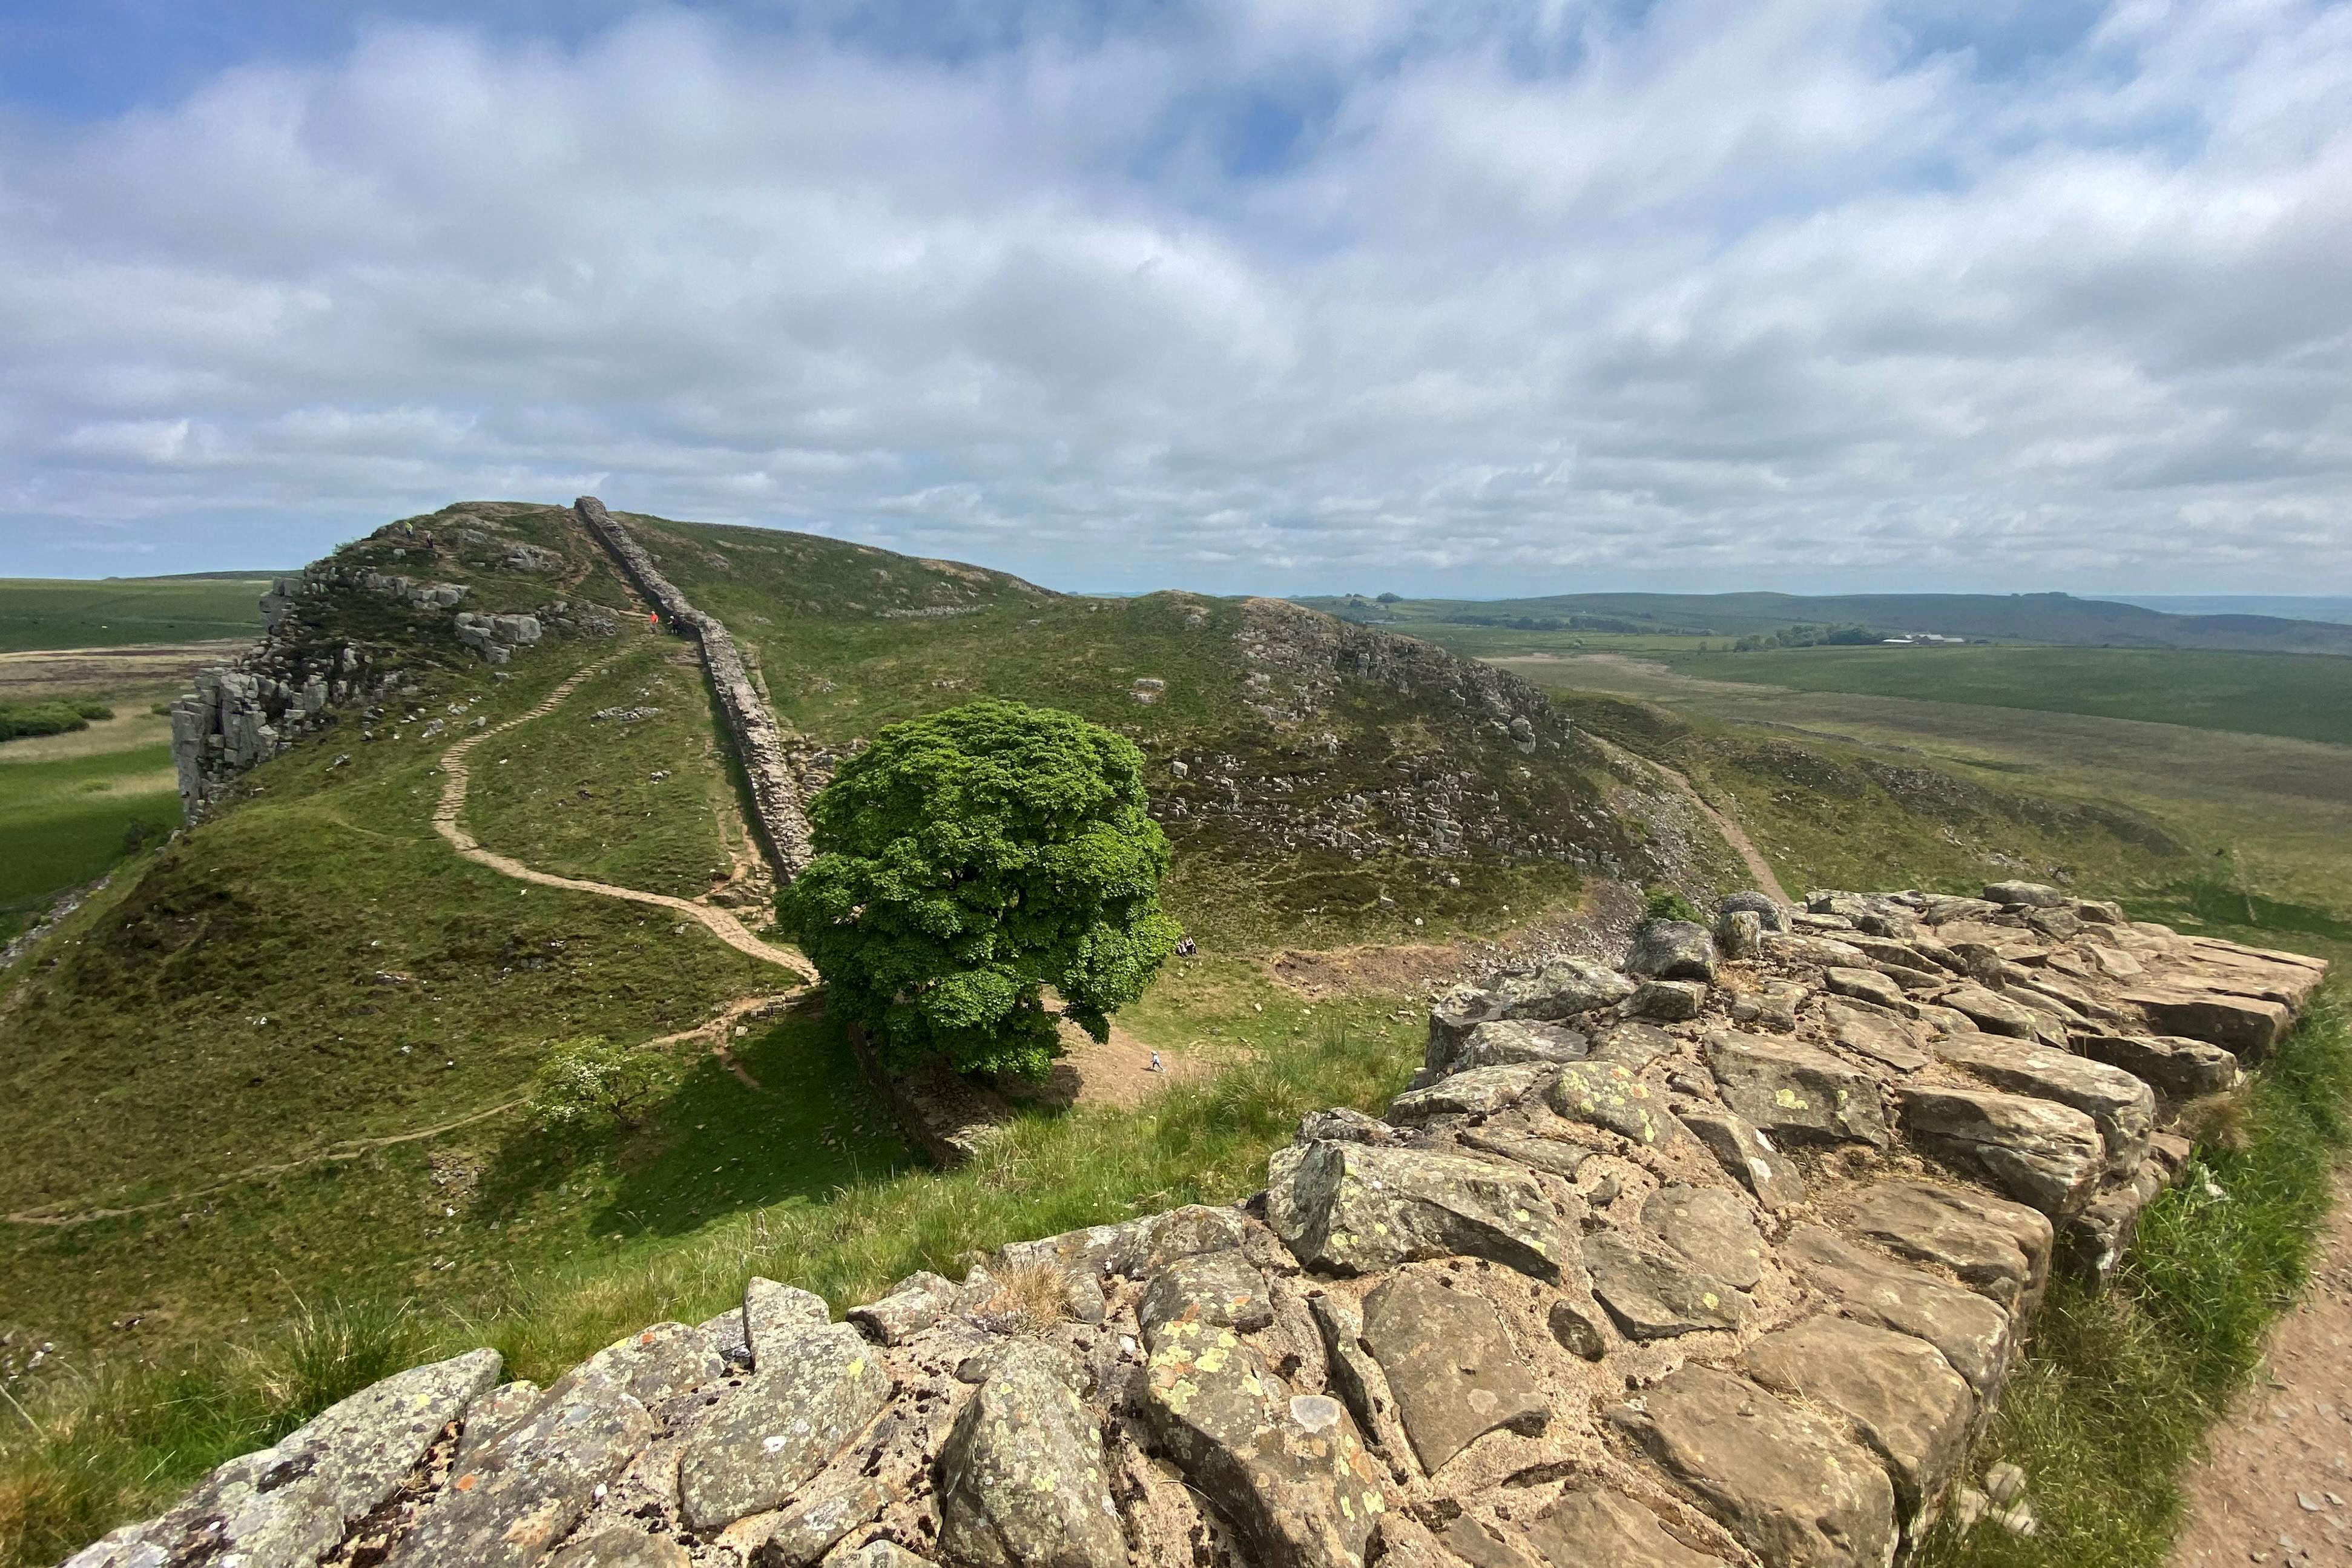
xmin=1627 ymin=980 xmax=1707 ymax=1021
xmin=995 ymin=1205 xmax=1246 ymax=1284
xmin=1823 ymin=1000 xmax=1929 ymax=1074
xmin=1629 ymin=922 xmax=1718 ymax=982
xmin=1778 ymin=1225 xmax=2014 ymax=1397
xmin=1642 ymin=1185 xmax=1765 ymax=1290
xmin=1701 ymin=1034 xmax=1889 ymax=1148
xmin=1741 ymin=1316 xmax=1975 ymax=1519
xmin=2119 ymin=984 xmax=2293 ymax=1057
xmin=678 ymin=1322 xmax=892 ymax=1532
xmin=1897 ymin=1085 xmax=2104 ymax=1216
xmin=1983 ymin=881 xmax=2065 ymax=908
xmin=823 ymin=1543 xmax=933 ymax=1568
xmin=1450 ymin=1020 xmax=1586 ymax=1073
xmin=454 ymin=1378 xmax=542 ymax=1470
xmin=1139 ymin=1249 xmax=1274 ymax=1335
xmin=1426 ymin=987 xmax=1507 ymax=1075
xmin=1267 ymin=1139 xmax=1575 ymax=1282
xmin=1306 ymin=1292 xmax=1392 ymax=1441
xmin=1362 ymin=1269 xmax=1547 ymax=1472
xmin=1491 ymin=956 xmax=1636 ymax=1020
xmin=1584 ymin=1230 xmax=1746 ymax=1340
xmin=2073 ymin=1032 xmax=2241 ymax=1100
xmin=1544 ymin=1060 xmax=1678 ymax=1147
xmin=1715 ymin=908 xmax=1765 ymax=961
xmin=1824 ymin=967 xmax=1909 ymax=1013
xmin=1609 ymin=1365 xmax=1897 ymax=1568
xmin=1678 ymin=1109 xmax=1808 ymax=1213
xmin=936 ymin=1341 xmax=1125 ymax=1568
xmin=1937 ymin=985 xmax=2038 ymax=1039
xmin=1930 ymin=1033 xmax=2155 ymax=1176
xmin=387 ymin=1363 xmax=656 ymax=1568
xmin=1138 ymin=1313 xmax=1386 ymax=1568
xmin=1718 ymin=891 xmax=1790 ymax=932
xmin=745 ymin=1279 xmax=834 ymax=1366
xmin=848 ymin=1271 xmax=958 ymax=1346
xmin=1526 ymin=1486 xmax=1728 ymax=1566
xmin=71 ymin=1349 xmax=502 ymax=1568
xmin=1844 ymin=1180 xmax=2051 ymax=1311
xmin=1388 ymin=1064 xmax=1549 ymax=1122
xmin=1296 ymin=1107 xmax=1394 ymax=1146
xmin=1728 ymin=980 xmax=1806 ymax=1033
xmin=738 ymin=1477 xmax=888 ymax=1567
xmin=1590 ymin=1021 xmax=1680 ymax=1070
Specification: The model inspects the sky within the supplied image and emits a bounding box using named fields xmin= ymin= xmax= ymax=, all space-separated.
xmin=1 ymin=0 xmax=2347 ymax=596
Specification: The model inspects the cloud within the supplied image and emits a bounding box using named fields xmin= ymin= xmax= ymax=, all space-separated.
xmin=1 ymin=0 xmax=2348 ymax=591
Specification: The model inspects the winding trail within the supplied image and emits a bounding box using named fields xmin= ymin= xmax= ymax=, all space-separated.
xmin=430 ymin=659 xmax=812 ymax=977
xmin=1644 ymin=756 xmax=1790 ymax=904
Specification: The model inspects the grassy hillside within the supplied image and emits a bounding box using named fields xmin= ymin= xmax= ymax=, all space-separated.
xmin=0 ymin=578 xmax=273 ymax=654
xmin=1300 ymin=589 xmax=2352 ymax=654
xmin=1659 ymin=644 xmax=2352 ymax=748
xmin=621 ymin=511 xmax=1741 ymax=950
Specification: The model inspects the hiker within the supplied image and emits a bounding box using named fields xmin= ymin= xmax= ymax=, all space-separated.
xmin=1149 ymin=1050 xmax=1164 ymax=1073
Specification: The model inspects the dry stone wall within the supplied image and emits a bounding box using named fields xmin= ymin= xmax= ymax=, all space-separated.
xmin=62 ymin=883 xmax=2328 ymax=1568
xmin=573 ymin=496 xmax=815 ymax=879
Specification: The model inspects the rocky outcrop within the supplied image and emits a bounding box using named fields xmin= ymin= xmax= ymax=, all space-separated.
xmin=574 ymin=497 xmax=814 ymax=878
xmin=61 ymin=887 xmax=2325 ymax=1568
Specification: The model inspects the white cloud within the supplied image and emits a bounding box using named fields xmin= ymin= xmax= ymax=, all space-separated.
xmin=1 ymin=0 xmax=2348 ymax=591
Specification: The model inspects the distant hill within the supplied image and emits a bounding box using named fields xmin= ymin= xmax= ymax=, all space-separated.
xmin=2104 ymin=594 xmax=2352 ymax=627
xmin=1296 ymin=590 xmax=2352 ymax=654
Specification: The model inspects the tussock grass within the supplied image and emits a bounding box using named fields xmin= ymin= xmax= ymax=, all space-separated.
xmin=1917 ymin=978 xmax=2352 ymax=1567
xmin=0 ymin=1004 xmax=1417 ymax=1566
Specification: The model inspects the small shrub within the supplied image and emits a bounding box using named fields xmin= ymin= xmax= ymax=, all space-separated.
xmin=1641 ymin=887 xmax=1704 ymax=926
xmin=966 ymin=1262 xmax=1076 ymax=1336
xmin=528 ymin=1036 xmax=670 ymax=1130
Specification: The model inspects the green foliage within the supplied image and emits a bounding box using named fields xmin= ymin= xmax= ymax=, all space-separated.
xmin=1641 ymin=887 xmax=1704 ymax=926
xmin=1727 ymin=622 xmax=1885 ymax=652
xmin=0 ymin=703 xmax=112 ymax=744
xmin=528 ymin=1036 xmax=670 ymax=1130
xmin=780 ymin=699 xmax=1180 ymax=1078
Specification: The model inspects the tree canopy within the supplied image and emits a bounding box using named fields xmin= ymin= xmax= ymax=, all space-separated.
xmin=777 ymin=698 xmax=1181 ymax=1079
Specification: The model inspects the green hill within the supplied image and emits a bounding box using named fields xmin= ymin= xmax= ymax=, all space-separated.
xmin=1300 ymin=588 xmax=2352 ymax=654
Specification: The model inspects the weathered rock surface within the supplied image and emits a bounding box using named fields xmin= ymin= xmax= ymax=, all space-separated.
xmin=1138 ymin=1248 xmax=1274 ymax=1335
xmin=677 ymin=1322 xmax=891 ymax=1531
xmin=1611 ymin=1365 xmax=1897 ymax=1568
xmin=1703 ymin=1034 xmax=1889 ymax=1148
xmin=1897 ymin=1085 xmax=2104 ymax=1214
xmin=935 ymin=1341 xmax=1124 ymax=1568
xmin=1844 ymin=1181 xmax=2051 ymax=1311
xmin=1741 ymin=1317 xmax=1975 ymax=1518
xmin=548 ymin=1529 xmax=693 ymax=1568
xmin=1630 ymin=921 xmax=1718 ymax=981
xmin=1545 ymin=1059 xmax=1677 ymax=1146
xmin=1586 ymin=1229 xmax=1747 ymax=1339
xmin=1489 ymin=956 xmax=1636 ymax=1020
xmin=1680 ymin=1108 xmax=1808 ymax=1212
xmin=1527 ymin=1486 xmax=1728 ymax=1566
xmin=1779 ymin=1225 xmax=2014 ymax=1396
xmin=1642 ymin=1184 xmax=1766 ymax=1289
xmin=1267 ymin=1140 xmax=1573 ymax=1281
xmin=1449 ymin=1020 xmax=1586 ymax=1072
xmin=2073 ymin=1031 xmax=2242 ymax=1099
xmin=1929 ymin=1033 xmax=2155 ymax=1176
xmin=1362 ymin=1269 xmax=1546 ymax=1471
xmin=1389 ymin=1064 xmax=1549 ymax=1123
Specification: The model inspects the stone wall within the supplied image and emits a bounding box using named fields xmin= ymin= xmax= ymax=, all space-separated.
xmin=574 ymin=496 xmax=815 ymax=880
xmin=61 ymin=883 xmax=2328 ymax=1568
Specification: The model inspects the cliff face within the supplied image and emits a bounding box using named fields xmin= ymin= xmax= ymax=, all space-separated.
xmin=166 ymin=506 xmax=619 ymax=820
xmin=62 ymin=883 xmax=2328 ymax=1568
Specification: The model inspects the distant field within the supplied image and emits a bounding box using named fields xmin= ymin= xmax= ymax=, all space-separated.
xmin=0 ymin=576 xmax=272 ymax=653
xmin=1658 ymin=644 xmax=2352 ymax=747
xmin=0 ymin=743 xmax=180 ymax=943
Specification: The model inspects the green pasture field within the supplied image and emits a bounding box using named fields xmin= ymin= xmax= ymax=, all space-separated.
xmin=0 ymin=578 xmax=272 ymax=654
xmin=1658 ymin=643 xmax=2352 ymax=748
xmin=0 ymin=745 xmax=180 ymax=946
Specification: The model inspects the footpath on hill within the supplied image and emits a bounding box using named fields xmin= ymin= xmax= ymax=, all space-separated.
xmin=2171 ymin=1172 xmax=2352 ymax=1566
xmin=429 ymin=656 xmax=812 ymax=976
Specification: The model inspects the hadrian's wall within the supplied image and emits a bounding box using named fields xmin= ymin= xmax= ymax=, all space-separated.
xmin=61 ymin=882 xmax=2329 ymax=1568
xmin=573 ymin=496 xmax=815 ymax=879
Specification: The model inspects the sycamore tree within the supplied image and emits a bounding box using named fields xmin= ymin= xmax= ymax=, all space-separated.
xmin=778 ymin=698 xmax=1181 ymax=1079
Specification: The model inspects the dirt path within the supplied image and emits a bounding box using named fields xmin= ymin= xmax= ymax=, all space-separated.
xmin=1645 ymin=756 xmax=1790 ymax=904
xmin=2170 ymin=1174 xmax=2352 ymax=1566
xmin=430 ymin=659 xmax=811 ymax=977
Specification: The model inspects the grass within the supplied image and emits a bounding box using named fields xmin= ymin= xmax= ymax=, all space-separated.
xmin=0 ymin=745 xmax=180 ymax=946
xmin=0 ymin=579 xmax=272 ymax=654
xmin=1918 ymin=977 xmax=2352 ymax=1567
xmin=0 ymin=965 xmax=1419 ymax=1567
xmin=1662 ymin=644 xmax=2352 ymax=748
